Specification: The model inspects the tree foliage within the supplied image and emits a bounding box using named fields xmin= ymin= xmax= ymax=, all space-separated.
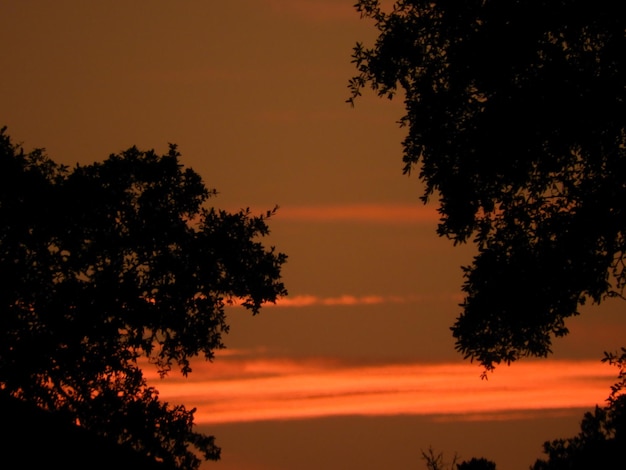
xmin=421 ymin=447 xmax=496 ymax=470
xmin=350 ymin=0 xmax=626 ymax=370
xmin=457 ymin=458 xmax=497 ymax=470
xmin=421 ymin=446 xmax=458 ymax=470
xmin=0 ymin=127 xmax=287 ymax=469
xmin=531 ymin=398 xmax=625 ymax=469
xmin=531 ymin=350 xmax=626 ymax=469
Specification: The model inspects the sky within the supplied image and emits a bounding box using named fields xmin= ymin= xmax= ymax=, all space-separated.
xmin=2 ymin=2 xmax=626 ymax=469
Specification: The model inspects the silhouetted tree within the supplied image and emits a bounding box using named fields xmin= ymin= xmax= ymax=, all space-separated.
xmin=349 ymin=0 xmax=626 ymax=371
xmin=457 ymin=457 xmax=497 ymax=470
xmin=421 ymin=447 xmax=496 ymax=470
xmin=0 ymin=392 xmax=174 ymax=470
xmin=531 ymin=399 xmax=625 ymax=469
xmin=421 ymin=446 xmax=458 ymax=470
xmin=532 ymin=349 xmax=626 ymax=469
xmin=0 ymin=127 xmax=287 ymax=469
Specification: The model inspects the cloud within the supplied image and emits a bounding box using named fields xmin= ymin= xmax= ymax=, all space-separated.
xmin=148 ymin=357 xmax=616 ymax=424
xmin=272 ymin=203 xmax=440 ymax=224
xmin=224 ymin=292 xmax=461 ymax=309
xmin=219 ymin=203 xmax=440 ymax=224
xmin=263 ymin=293 xmax=455 ymax=308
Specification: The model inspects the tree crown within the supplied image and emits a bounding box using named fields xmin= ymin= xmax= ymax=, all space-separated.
xmin=0 ymin=127 xmax=287 ymax=469
xmin=351 ymin=0 xmax=626 ymax=370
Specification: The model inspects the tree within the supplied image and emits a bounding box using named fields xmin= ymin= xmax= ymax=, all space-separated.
xmin=530 ymin=399 xmax=625 ymax=469
xmin=0 ymin=127 xmax=287 ymax=469
xmin=420 ymin=447 xmax=496 ymax=470
xmin=421 ymin=446 xmax=458 ymax=470
xmin=349 ymin=0 xmax=626 ymax=371
xmin=531 ymin=351 xmax=626 ymax=469
xmin=457 ymin=458 xmax=497 ymax=470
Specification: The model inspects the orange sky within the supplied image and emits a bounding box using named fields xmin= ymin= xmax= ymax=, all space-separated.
xmin=2 ymin=2 xmax=626 ymax=469
xmin=148 ymin=356 xmax=615 ymax=425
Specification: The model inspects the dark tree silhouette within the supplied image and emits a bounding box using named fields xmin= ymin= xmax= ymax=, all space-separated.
xmin=0 ymin=391 xmax=175 ymax=470
xmin=532 ymin=349 xmax=626 ymax=469
xmin=349 ymin=0 xmax=626 ymax=371
xmin=457 ymin=457 xmax=497 ymax=470
xmin=421 ymin=446 xmax=458 ymax=470
xmin=0 ymin=127 xmax=287 ymax=469
xmin=421 ymin=447 xmax=496 ymax=470
xmin=531 ymin=400 xmax=625 ymax=469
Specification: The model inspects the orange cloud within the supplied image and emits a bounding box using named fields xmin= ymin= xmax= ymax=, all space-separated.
xmin=220 ymin=203 xmax=440 ymax=224
xmin=148 ymin=358 xmax=617 ymax=424
xmin=263 ymin=293 xmax=456 ymax=308
xmin=224 ymin=293 xmax=461 ymax=308
xmin=271 ymin=203 xmax=440 ymax=224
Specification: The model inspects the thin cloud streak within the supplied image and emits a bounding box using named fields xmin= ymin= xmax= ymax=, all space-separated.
xmin=272 ymin=203 xmax=440 ymax=224
xmin=265 ymin=293 xmax=446 ymax=308
xmin=150 ymin=358 xmax=616 ymax=424
xmin=223 ymin=203 xmax=439 ymax=224
xmin=226 ymin=292 xmax=463 ymax=308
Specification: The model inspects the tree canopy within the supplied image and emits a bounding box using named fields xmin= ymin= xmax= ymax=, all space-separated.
xmin=350 ymin=0 xmax=626 ymax=370
xmin=531 ymin=398 xmax=625 ymax=469
xmin=0 ymin=127 xmax=287 ymax=469
xmin=531 ymin=349 xmax=626 ymax=469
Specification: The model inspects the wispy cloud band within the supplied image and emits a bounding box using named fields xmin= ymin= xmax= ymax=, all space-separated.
xmin=148 ymin=358 xmax=616 ymax=424
xmin=225 ymin=292 xmax=462 ymax=308
xmin=272 ymin=203 xmax=439 ymax=224
xmin=264 ymin=293 xmax=454 ymax=308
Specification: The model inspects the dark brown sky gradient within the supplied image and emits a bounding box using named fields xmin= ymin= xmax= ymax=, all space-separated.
xmin=2 ymin=2 xmax=626 ymax=469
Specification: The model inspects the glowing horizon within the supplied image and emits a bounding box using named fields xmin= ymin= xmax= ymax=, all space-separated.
xmin=147 ymin=357 xmax=617 ymax=425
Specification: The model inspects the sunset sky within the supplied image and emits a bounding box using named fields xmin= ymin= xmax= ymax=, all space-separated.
xmin=3 ymin=2 xmax=626 ymax=469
